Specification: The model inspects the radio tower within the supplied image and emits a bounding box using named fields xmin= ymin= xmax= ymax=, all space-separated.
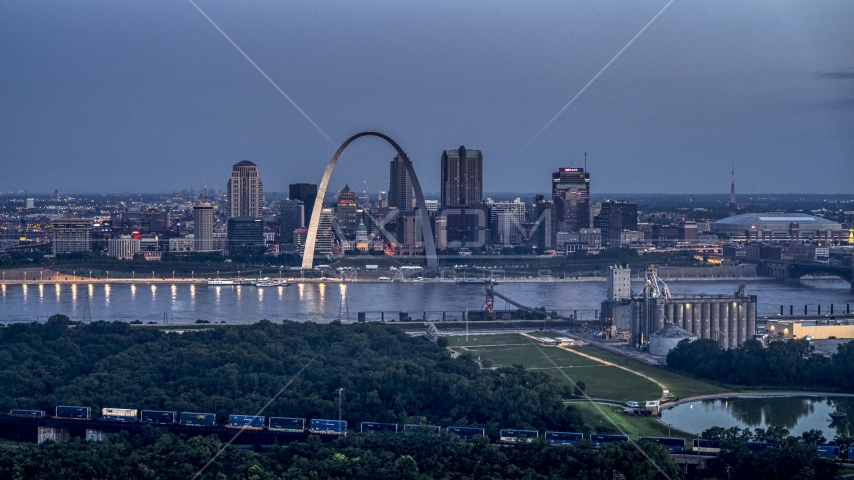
xmin=727 ymin=164 xmax=737 ymax=217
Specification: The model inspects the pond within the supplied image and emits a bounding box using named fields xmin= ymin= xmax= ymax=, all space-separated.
xmin=661 ymin=395 xmax=854 ymax=440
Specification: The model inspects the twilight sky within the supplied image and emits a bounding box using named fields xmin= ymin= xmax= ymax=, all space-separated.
xmin=1 ymin=0 xmax=852 ymax=195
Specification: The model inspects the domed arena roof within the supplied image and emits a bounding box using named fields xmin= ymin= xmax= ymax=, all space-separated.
xmin=710 ymin=212 xmax=841 ymax=237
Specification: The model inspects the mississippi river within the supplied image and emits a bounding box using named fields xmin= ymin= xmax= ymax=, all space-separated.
xmin=1 ymin=278 xmax=851 ymax=324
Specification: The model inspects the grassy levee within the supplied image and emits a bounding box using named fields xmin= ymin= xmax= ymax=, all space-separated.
xmin=453 ymin=339 xmax=664 ymax=402
xmin=447 ymin=333 xmax=728 ymax=403
xmin=573 ymin=402 xmax=696 ymax=447
xmin=577 ymin=345 xmax=730 ymax=398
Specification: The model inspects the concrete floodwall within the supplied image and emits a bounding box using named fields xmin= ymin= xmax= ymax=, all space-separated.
xmin=37 ymin=427 xmax=69 ymax=444
xmin=657 ymin=264 xmax=757 ymax=279
xmin=86 ymin=430 xmax=110 ymax=442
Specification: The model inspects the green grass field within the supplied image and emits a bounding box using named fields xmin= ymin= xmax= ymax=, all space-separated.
xmin=576 ymin=346 xmax=730 ymax=398
xmin=540 ymin=366 xmax=663 ymax=402
xmin=464 ymin=344 xmax=603 ymax=368
xmin=457 ymin=341 xmax=664 ymax=402
xmin=445 ymin=334 xmax=533 ymax=347
xmin=572 ymin=402 xmax=695 ymax=446
xmin=444 ymin=332 xmax=727 ymax=402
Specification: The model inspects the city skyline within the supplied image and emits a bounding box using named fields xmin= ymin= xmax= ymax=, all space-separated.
xmin=1 ymin=1 xmax=851 ymax=194
xmin=1 ymin=1 xmax=853 ymax=473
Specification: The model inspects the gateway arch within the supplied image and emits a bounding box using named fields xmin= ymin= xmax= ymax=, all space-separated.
xmin=301 ymin=131 xmax=438 ymax=269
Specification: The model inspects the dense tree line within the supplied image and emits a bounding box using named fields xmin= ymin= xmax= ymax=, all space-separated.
xmin=666 ymin=338 xmax=854 ymax=389
xmin=0 ymin=317 xmax=840 ymax=478
xmin=0 ymin=427 xmax=681 ymax=480
xmin=0 ymin=424 xmax=837 ymax=479
xmin=0 ymin=316 xmax=583 ymax=436
xmin=696 ymin=426 xmax=840 ymax=480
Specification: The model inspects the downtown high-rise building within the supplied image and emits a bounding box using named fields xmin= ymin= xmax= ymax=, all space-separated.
xmin=193 ymin=202 xmax=215 ymax=251
xmin=388 ymin=154 xmax=413 ymax=211
xmin=107 ymin=236 xmax=140 ymax=260
xmin=439 ymin=145 xmax=484 ymax=247
xmin=51 ymin=218 xmax=92 ymax=254
xmin=594 ymin=200 xmax=638 ymax=248
xmin=226 ymin=160 xmax=264 ymax=218
xmin=278 ymin=199 xmax=303 ymax=246
xmin=552 ymin=167 xmax=590 ymax=232
xmin=227 ymin=217 xmax=265 ymax=255
xmin=289 ymin=183 xmax=318 ymax=227
xmin=488 ymin=198 xmax=526 ymax=246
xmin=315 ymin=208 xmax=334 ymax=254
xmin=440 ymin=145 xmax=483 ymax=209
xmin=336 ymin=185 xmax=358 ymax=237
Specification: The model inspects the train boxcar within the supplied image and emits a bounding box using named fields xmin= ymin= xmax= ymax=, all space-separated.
xmin=141 ymin=410 xmax=176 ymax=424
xmin=642 ymin=437 xmax=685 ymax=452
xmin=55 ymin=406 xmax=91 ymax=420
xmin=816 ymin=445 xmax=840 ymax=460
xmin=447 ymin=426 xmax=485 ymax=439
xmin=310 ymin=419 xmax=347 ymax=435
xmin=268 ymin=417 xmax=306 ymax=432
xmin=693 ymin=439 xmax=722 ymax=454
xmin=361 ymin=422 xmax=398 ymax=434
xmin=745 ymin=442 xmax=778 ymax=452
xmin=227 ymin=415 xmax=265 ymax=429
xmin=545 ymin=431 xmax=583 ymax=445
xmin=499 ymin=429 xmax=539 ymax=443
xmin=180 ymin=412 xmax=216 ymax=427
xmin=101 ymin=408 xmax=138 ymax=422
xmin=590 ymin=434 xmax=629 ymax=447
xmin=9 ymin=409 xmax=45 ymax=417
xmin=403 ymin=424 xmax=441 ymax=434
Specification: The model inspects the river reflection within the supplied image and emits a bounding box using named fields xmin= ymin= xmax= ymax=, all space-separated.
xmin=664 ymin=396 xmax=854 ymax=439
xmin=0 ymin=278 xmax=850 ymax=324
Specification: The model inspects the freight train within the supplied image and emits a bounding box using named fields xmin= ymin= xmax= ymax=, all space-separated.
xmin=5 ymin=406 xmax=848 ymax=459
xmin=6 ymin=406 xmax=588 ymax=444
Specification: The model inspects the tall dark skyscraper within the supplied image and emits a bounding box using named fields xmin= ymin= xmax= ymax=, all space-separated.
xmin=289 ymin=183 xmax=318 ymax=227
xmin=227 ymin=217 xmax=265 ymax=255
xmin=594 ymin=200 xmax=638 ymax=248
xmin=552 ymin=167 xmax=590 ymax=232
xmin=388 ymin=154 xmax=413 ymax=211
xmin=440 ymin=145 xmax=483 ymax=209
xmin=278 ymin=199 xmax=303 ymax=245
xmin=336 ymin=185 xmax=358 ymax=237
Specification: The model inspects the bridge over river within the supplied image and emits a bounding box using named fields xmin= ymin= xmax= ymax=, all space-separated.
xmin=739 ymin=258 xmax=854 ymax=292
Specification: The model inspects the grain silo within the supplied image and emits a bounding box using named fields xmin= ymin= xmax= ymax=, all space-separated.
xmin=601 ymin=266 xmax=758 ymax=350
